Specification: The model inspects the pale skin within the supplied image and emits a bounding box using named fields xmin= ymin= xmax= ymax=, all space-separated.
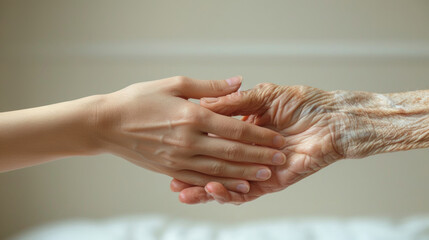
xmin=171 ymin=83 xmax=429 ymax=204
xmin=0 ymin=76 xmax=288 ymax=193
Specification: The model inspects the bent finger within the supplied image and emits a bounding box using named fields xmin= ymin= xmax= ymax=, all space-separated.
xmin=200 ymin=88 xmax=266 ymax=116
xmin=170 ymin=179 xmax=193 ymax=192
xmin=201 ymin=113 xmax=284 ymax=149
xmin=173 ymin=170 xmax=250 ymax=193
xmin=178 ymin=186 xmax=214 ymax=204
xmin=170 ymin=76 xmax=242 ymax=99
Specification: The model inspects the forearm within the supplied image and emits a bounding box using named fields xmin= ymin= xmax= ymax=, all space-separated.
xmin=332 ymin=89 xmax=429 ymax=158
xmin=379 ymin=90 xmax=429 ymax=152
xmin=0 ymin=95 xmax=102 ymax=172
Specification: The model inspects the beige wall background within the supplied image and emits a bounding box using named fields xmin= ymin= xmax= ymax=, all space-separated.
xmin=1 ymin=0 xmax=429 ymax=239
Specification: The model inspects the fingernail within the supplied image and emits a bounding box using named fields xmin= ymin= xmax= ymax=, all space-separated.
xmin=272 ymin=152 xmax=286 ymax=165
xmin=256 ymin=169 xmax=271 ymax=180
xmin=204 ymin=185 xmax=212 ymax=193
xmin=202 ymin=97 xmax=219 ymax=103
xmin=273 ymin=135 xmax=285 ymax=148
xmin=236 ymin=183 xmax=249 ymax=193
xmin=226 ymin=76 xmax=242 ymax=86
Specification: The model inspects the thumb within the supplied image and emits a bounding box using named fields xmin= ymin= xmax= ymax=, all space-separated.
xmin=200 ymin=87 xmax=268 ymax=116
xmin=171 ymin=75 xmax=242 ymax=99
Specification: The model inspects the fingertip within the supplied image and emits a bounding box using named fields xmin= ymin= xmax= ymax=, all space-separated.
xmin=170 ymin=179 xmax=193 ymax=192
xmin=273 ymin=135 xmax=285 ymax=148
xmin=272 ymin=152 xmax=287 ymax=165
xmin=178 ymin=188 xmax=214 ymax=204
xmin=178 ymin=191 xmax=199 ymax=204
xmin=225 ymin=76 xmax=243 ymax=87
xmin=170 ymin=180 xmax=180 ymax=192
xmin=256 ymin=168 xmax=272 ymax=180
xmin=178 ymin=191 xmax=188 ymax=203
xmin=236 ymin=182 xmax=250 ymax=193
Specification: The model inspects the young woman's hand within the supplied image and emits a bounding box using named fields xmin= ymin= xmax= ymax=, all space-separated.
xmin=95 ymin=77 xmax=286 ymax=193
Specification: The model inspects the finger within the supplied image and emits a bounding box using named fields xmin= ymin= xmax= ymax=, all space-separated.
xmin=176 ymin=182 xmax=257 ymax=205
xmin=195 ymin=137 xmax=286 ymax=166
xmin=171 ymin=180 xmax=228 ymax=204
xmin=179 ymin=186 xmax=214 ymax=204
xmin=170 ymin=179 xmax=193 ymax=192
xmin=200 ymin=113 xmax=285 ymax=149
xmin=170 ymin=76 xmax=242 ymax=99
xmin=205 ymin=182 xmax=231 ymax=204
xmin=206 ymin=182 xmax=259 ymax=205
xmin=174 ymin=170 xmax=250 ymax=193
xmin=200 ymin=87 xmax=267 ymax=116
xmin=183 ymin=156 xmax=271 ymax=181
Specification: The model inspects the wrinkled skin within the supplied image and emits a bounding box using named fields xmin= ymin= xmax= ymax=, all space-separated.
xmin=171 ymin=83 xmax=372 ymax=204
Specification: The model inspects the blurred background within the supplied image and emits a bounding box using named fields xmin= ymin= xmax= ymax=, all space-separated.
xmin=0 ymin=0 xmax=429 ymax=239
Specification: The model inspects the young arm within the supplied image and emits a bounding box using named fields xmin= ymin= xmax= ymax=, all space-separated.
xmin=0 ymin=76 xmax=286 ymax=193
xmin=0 ymin=96 xmax=101 ymax=171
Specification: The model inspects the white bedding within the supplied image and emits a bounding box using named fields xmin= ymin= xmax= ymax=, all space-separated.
xmin=10 ymin=215 xmax=429 ymax=240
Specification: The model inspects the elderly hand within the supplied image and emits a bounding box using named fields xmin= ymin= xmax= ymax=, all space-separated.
xmin=171 ymin=83 xmax=419 ymax=204
xmin=94 ymin=77 xmax=286 ymax=193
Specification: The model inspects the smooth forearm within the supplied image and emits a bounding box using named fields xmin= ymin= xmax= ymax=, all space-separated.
xmin=332 ymin=89 xmax=429 ymax=158
xmin=0 ymin=95 xmax=102 ymax=172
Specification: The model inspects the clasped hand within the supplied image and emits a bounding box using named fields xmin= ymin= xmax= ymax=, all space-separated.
xmin=95 ymin=76 xmax=286 ymax=194
xmin=171 ymin=82 xmax=370 ymax=204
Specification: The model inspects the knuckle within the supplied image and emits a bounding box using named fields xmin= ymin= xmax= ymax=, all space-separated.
xmin=255 ymin=82 xmax=276 ymax=91
xmin=169 ymin=133 xmax=197 ymax=153
xmin=301 ymin=155 xmax=320 ymax=173
xmin=173 ymin=76 xmax=189 ymax=88
xmin=161 ymin=134 xmax=196 ymax=155
xmin=181 ymin=104 xmax=202 ymax=125
xmin=163 ymin=158 xmax=180 ymax=169
xmin=253 ymin=149 xmax=269 ymax=163
xmin=208 ymin=162 xmax=226 ymax=175
xmin=224 ymin=144 xmax=241 ymax=160
xmin=158 ymin=154 xmax=186 ymax=170
xmin=236 ymin=167 xmax=249 ymax=179
xmin=196 ymin=108 xmax=210 ymax=120
xmin=294 ymin=85 xmax=307 ymax=97
xmin=178 ymin=134 xmax=197 ymax=149
xmin=164 ymin=148 xmax=183 ymax=159
xmin=290 ymin=85 xmax=312 ymax=102
xmin=208 ymin=80 xmax=223 ymax=92
xmin=255 ymin=82 xmax=271 ymax=89
xmin=231 ymin=124 xmax=246 ymax=139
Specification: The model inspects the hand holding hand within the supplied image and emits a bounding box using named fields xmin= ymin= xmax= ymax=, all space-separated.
xmin=95 ymin=77 xmax=286 ymax=193
xmin=171 ymin=83 xmax=371 ymax=203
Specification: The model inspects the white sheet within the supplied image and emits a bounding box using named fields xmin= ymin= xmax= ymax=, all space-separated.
xmin=10 ymin=215 xmax=429 ymax=240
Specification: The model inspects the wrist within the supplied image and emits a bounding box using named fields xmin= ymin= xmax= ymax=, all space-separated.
xmin=86 ymin=92 xmax=126 ymax=155
xmin=77 ymin=94 xmax=111 ymax=155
